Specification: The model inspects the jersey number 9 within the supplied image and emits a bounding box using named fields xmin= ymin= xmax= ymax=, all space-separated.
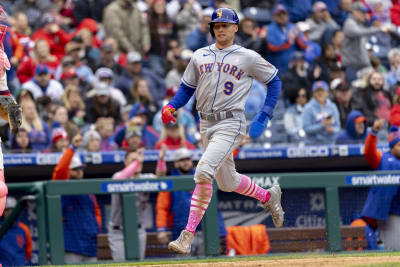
xmin=223 ymin=81 xmax=234 ymax=95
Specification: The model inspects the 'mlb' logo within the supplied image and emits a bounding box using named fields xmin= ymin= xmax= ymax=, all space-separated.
xmin=217 ymin=10 xmax=222 ymax=18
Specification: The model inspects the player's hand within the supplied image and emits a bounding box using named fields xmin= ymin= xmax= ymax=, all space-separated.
xmin=71 ymin=134 xmax=83 ymax=148
xmin=372 ymin=119 xmax=385 ymax=133
xmin=157 ymin=231 xmax=169 ymax=244
xmin=161 ymin=104 xmax=176 ymax=124
xmin=249 ymin=111 xmax=270 ymax=139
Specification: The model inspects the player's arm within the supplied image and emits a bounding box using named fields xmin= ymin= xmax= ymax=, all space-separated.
xmin=161 ymin=82 xmax=196 ymax=124
xmin=249 ymin=54 xmax=281 ymax=138
xmin=364 ymin=120 xmax=383 ymax=169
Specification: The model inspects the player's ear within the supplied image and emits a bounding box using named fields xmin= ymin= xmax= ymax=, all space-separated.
xmin=234 ymin=24 xmax=238 ymax=33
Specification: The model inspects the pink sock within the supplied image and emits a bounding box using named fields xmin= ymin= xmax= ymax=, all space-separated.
xmin=0 ymin=170 xmax=7 ymax=216
xmin=234 ymin=175 xmax=271 ymax=203
xmin=185 ymin=183 xmax=213 ymax=235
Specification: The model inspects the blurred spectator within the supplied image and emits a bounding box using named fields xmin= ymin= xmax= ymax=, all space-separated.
xmin=49 ymin=105 xmax=80 ymax=138
xmin=296 ymin=21 xmax=321 ymax=63
xmin=310 ymin=43 xmax=340 ymax=84
xmin=391 ymin=0 xmax=400 ymax=26
xmin=130 ymin=78 xmax=159 ymax=123
xmin=385 ymin=48 xmax=400 ymax=88
xmin=114 ymin=51 xmax=166 ymax=102
xmin=266 ymin=4 xmax=307 ymax=74
xmin=55 ymin=36 xmax=95 ymax=84
xmin=332 ymin=29 xmax=344 ymax=63
xmin=166 ymin=49 xmax=193 ymax=88
xmin=302 ymin=80 xmax=340 ymax=144
xmin=16 ymin=39 xmax=59 ymax=84
xmin=85 ymin=81 xmax=121 ymax=124
xmin=95 ymin=117 xmax=118 ymax=151
xmin=10 ymin=11 xmax=33 ymax=66
xmin=73 ymin=0 xmax=111 ymax=23
xmin=108 ymin=148 xmax=166 ymax=260
xmin=282 ymin=52 xmax=312 ymax=97
xmin=32 ymin=13 xmax=71 ymax=60
xmin=330 ymin=78 xmax=359 ymax=128
xmin=284 ymin=87 xmax=309 ymax=143
xmin=148 ymin=0 xmax=174 ymax=76
xmin=20 ymin=99 xmax=51 ymax=151
xmin=165 ymin=39 xmax=183 ymax=73
xmin=342 ymin=2 xmax=385 ymax=82
xmin=60 ymin=67 xmax=90 ymax=94
xmin=113 ymin=103 xmax=159 ymax=149
xmin=166 ymin=0 xmax=203 ymax=19
xmin=361 ymin=119 xmax=400 ymax=251
xmin=244 ymin=80 xmax=267 ymax=120
xmin=92 ymin=67 xmax=126 ymax=106
xmin=336 ymin=110 xmax=367 ymax=144
xmin=52 ymin=134 xmax=101 ymax=263
xmin=21 ymin=64 xmax=64 ymax=101
xmin=74 ymin=28 xmax=100 ymax=70
xmin=305 ymin=1 xmax=339 ymax=43
xmin=390 ymin=87 xmax=400 ymax=127
xmin=53 ymin=0 xmax=77 ymax=29
xmin=154 ymin=122 xmax=196 ymax=150
xmin=328 ymin=62 xmax=346 ymax=81
xmin=174 ymin=0 xmax=202 ymax=46
xmin=120 ymin=104 xmax=133 ymax=124
xmin=123 ymin=125 xmax=145 ymax=151
xmin=156 ymin=147 xmax=227 ymax=255
xmin=367 ymin=0 xmax=392 ymax=24
xmin=332 ymin=0 xmax=352 ymax=26
xmin=10 ymin=128 xmax=32 ymax=153
xmin=61 ymin=84 xmax=86 ymax=127
xmin=279 ymin=0 xmax=313 ymax=22
xmin=103 ymin=0 xmax=150 ymax=55
xmin=354 ymin=71 xmax=392 ymax=124
xmin=186 ymin=13 xmax=213 ymax=52
xmin=153 ymin=86 xmax=198 ymax=144
xmin=14 ymin=0 xmax=54 ymax=31
xmin=92 ymin=39 xmax=123 ymax=76
xmin=82 ymin=129 xmax=101 ymax=152
xmin=49 ymin=127 xmax=69 ymax=152
xmin=235 ymin=17 xmax=268 ymax=58
xmin=0 ymin=196 xmax=32 ymax=266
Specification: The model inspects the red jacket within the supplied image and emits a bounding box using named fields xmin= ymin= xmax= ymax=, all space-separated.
xmin=154 ymin=137 xmax=196 ymax=150
xmin=32 ymin=29 xmax=71 ymax=60
xmin=17 ymin=57 xmax=59 ymax=83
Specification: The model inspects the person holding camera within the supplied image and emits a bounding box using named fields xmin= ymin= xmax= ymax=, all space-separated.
xmin=302 ymin=80 xmax=341 ymax=144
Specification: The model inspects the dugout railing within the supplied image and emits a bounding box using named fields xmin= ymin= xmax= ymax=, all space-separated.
xmin=4 ymin=171 xmax=400 ymax=265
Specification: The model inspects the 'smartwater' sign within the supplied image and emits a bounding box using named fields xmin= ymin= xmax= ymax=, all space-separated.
xmin=101 ymin=180 xmax=173 ymax=193
xmin=346 ymin=174 xmax=400 ymax=185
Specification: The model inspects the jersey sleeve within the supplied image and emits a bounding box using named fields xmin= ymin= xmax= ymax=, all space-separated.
xmin=181 ymin=57 xmax=199 ymax=89
xmin=249 ymin=53 xmax=278 ymax=85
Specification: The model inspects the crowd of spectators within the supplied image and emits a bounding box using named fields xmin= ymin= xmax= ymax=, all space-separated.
xmin=2 ymin=0 xmax=400 ymax=154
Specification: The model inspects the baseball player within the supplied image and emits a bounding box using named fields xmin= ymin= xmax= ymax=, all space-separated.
xmin=0 ymin=6 xmax=22 ymax=217
xmin=161 ymin=8 xmax=284 ymax=254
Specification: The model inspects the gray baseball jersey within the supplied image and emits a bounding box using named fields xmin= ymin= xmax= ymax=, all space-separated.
xmin=182 ymin=44 xmax=277 ymax=113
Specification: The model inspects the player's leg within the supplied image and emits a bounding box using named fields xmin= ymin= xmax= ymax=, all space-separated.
xmin=169 ymin=128 xmax=240 ymax=254
xmin=0 ymin=143 xmax=7 ymax=216
xmin=215 ymin=154 xmax=284 ymax=227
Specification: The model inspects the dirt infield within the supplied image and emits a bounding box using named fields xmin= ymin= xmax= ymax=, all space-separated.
xmin=122 ymin=256 xmax=400 ymax=267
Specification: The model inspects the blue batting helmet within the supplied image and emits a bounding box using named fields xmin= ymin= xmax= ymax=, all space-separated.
xmin=209 ymin=8 xmax=239 ymax=37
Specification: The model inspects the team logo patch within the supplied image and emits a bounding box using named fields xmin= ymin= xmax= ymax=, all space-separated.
xmin=217 ymin=10 xmax=222 ymax=18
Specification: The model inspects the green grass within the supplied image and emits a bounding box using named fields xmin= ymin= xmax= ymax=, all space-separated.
xmin=41 ymin=251 xmax=400 ymax=267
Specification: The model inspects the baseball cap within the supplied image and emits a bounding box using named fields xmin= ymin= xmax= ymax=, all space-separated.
xmin=5 ymin=196 xmax=17 ymax=209
xmin=352 ymin=2 xmax=369 ymax=12
xmin=129 ymin=103 xmax=147 ymax=119
xmin=94 ymin=82 xmax=111 ymax=96
xmin=82 ymin=130 xmax=101 ymax=147
xmin=312 ymin=80 xmax=329 ymax=92
xmin=388 ymin=126 xmax=400 ymax=148
xmin=61 ymin=68 xmax=78 ymax=80
xmin=354 ymin=116 xmax=367 ymax=123
xmin=125 ymin=126 xmax=143 ymax=139
xmin=313 ymin=1 xmax=327 ymax=12
xmin=173 ymin=147 xmax=192 ymax=161
xmin=330 ymin=78 xmax=350 ymax=91
xmin=127 ymin=51 xmax=142 ymax=63
xmin=273 ymin=4 xmax=288 ymax=15
xmin=297 ymin=21 xmax=311 ymax=32
xmin=35 ymin=64 xmax=49 ymax=75
xmin=166 ymin=86 xmax=178 ymax=97
xmin=95 ymin=67 xmax=114 ymax=80
xmin=70 ymin=155 xmax=84 ymax=169
xmin=51 ymin=128 xmax=68 ymax=144
xmin=179 ymin=49 xmax=193 ymax=61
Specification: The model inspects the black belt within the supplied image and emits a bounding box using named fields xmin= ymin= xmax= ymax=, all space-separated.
xmin=113 ymin=224 xmax=141 ymax=230
xmin=199 ymin=111 xmax=233 ymax=121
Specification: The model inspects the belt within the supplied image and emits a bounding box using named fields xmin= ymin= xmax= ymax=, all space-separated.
xmin=112 ymin=224 xmax=142 ymax=230
xmin=199 ymin=111 xmax=233 ymax=121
